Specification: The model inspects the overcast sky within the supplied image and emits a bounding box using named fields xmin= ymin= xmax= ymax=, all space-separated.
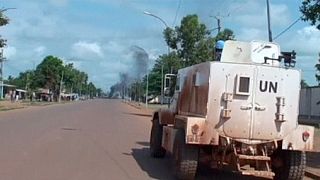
xmin=1 ymin=0 xmax=319 ymax=90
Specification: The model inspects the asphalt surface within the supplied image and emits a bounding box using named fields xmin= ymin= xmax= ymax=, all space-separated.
xmin=0 ymin=99 xmax=313 ymax=180
xmin=0 ymin=99 xmax=174 ymax=180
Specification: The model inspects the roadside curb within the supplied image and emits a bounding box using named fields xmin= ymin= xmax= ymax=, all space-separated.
xmin=123 ymin=101 xmax=142 ymax=110
xmin=124 ymin=101 xmax=158 ymax=115
xmin=305 ymin=169 xmax=320 ymax=179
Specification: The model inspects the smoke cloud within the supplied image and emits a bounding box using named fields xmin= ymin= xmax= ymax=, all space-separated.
xmin=130 ymin=45 xmax=149 ymax=80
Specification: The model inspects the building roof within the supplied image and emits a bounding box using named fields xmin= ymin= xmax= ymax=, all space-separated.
xmin=1 ymin=84 xmax=16 ymax=87
xmin=16 ymin=89 xmax=27 ymax=93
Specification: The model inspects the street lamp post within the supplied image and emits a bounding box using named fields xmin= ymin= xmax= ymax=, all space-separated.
xmin=145 ymin=65 xmax=149 ymax=108
xmin=58 ymin=70 xmax=64 ymax=103
xmin=0 ymin=49 xmax=4 ymax=100
xmin=143 ymin=11 xmax=170 ymax=105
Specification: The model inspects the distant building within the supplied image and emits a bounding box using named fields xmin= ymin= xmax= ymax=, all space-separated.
xmin=37 ymin=88 xmax=53 ymax=101
xmin=61 ymin=93 xmax=79 ymax=101
xmin=15 ymin=89 xmax=27 ymax=100
xmin=1 ymin=84 xmax=16 ymax=99
xmin=299 ymin=86 xmax=320 ymax=124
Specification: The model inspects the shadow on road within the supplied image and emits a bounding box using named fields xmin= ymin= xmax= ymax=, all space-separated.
xmin=130 ymin=147 xmax=175 ymax=180
xmin=123 ymin=112 xmax=152 ymax=117
xmin=196 ymin=164 xmax=266 ymax=180
xmin=130 ymin=142 xmax=266 ymax=180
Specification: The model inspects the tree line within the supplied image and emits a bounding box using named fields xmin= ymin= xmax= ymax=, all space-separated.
xmin=1 ymin=10 xmax=101 ymax=100
xmin=4 ymin=55 xmax=102 ymax=100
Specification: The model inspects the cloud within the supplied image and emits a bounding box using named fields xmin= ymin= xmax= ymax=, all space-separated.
xmin=284 ymin=26 xmax=320 ymax=56
xmin=71 ymin=41 xmax=104 ymax=59
xmin=227 ymin=1 xmax=291 ymax=42
xmin=34 ymin=46 xmax=46 ymax=57
xmin=103 ymin=41 xmax=126 ymax=54
xmin=238 ymin=28 xmax=266 ymax=41
xmin=229 ymin=1 xmax=290 ymax=28
xmin=49 ymin=0 xmax=68 ymax=6
xmin=276 ymin=26 xmax=320 ymax=85
xmin=270 ymin=4 xmax=290 ymax=27
xmin=3 ymin=46 xmax=17 ymax=59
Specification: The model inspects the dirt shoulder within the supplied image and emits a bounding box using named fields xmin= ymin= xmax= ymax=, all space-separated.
xmin=0 ymin=100 xmax=69 ymax=112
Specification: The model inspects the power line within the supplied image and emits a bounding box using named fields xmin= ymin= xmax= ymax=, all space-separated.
xmin=218 ymin=0 xmax=229 ymax=13
xmin=172 ymin=0 xmax=182 ymax=27
xmin=273 ymin=16 xmax=302 ymax=41
xmin=228 ymin=1 xmax=246 ymax=16
xmin=273 ymin=0 xmax=320 ymax=40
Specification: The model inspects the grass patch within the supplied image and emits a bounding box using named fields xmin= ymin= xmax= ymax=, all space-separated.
xmin=0 ymin=107 xmax=25 ymax=111
xmin=146 ymin=104 xmax=168 ymax=110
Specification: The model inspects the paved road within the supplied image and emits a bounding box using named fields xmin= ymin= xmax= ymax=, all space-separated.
xmin=0 ymin=99 xmax=313 ymax=180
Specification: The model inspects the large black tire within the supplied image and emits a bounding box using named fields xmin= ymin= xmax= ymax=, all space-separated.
xmin=150 ymin=117 xmax=166 ymax=158
xmin=273 ymin=150 xmax=306 ymax=180
xmin=172 ymin=129 xmax=199 ymax=180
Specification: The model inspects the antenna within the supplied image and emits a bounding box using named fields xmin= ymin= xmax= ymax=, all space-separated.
xmin=266 ymin=0 xmax=273 ymax=42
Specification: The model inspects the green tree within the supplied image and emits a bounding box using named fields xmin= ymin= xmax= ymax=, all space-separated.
xmin=5 ymin=70 xmax=36 ymax=90
xmin=164 ymin=14 xmax=209 ymax=66
xmin=300 ymin=0 xmax=320 ymax=29
xmin=301 ymin=79 xmax=309 ymax=88
xmin=164 ymin=15 xmax=235 ymax=67
xmin=143 ymin=52 xmax=181 ymax=97
xmin=0 ymin=9 xmax=10 ymax=48
xmin=34 ymin=55 xmax=64 ymax=96
xmin=63 ymin=63 xmax=76 ymax=93
xmin=316 ymin=53 xmax=320 ymax=85
xmin=215 ymin=28 xmax=235 ymax=41
xmin=78 ymin=71 xmax=88 ymax=95
xmin=192 ymin=37 xmax=215 ymax=63
xmin=5 ymin=55 xmax=98 ymax=100
xmin=86 ymin=82 xmax=96 ymax=98
xmin=62 ymin=63 xmax=89 ymax=94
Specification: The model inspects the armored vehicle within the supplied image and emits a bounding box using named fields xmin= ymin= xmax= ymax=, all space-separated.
xmin=150 ymin=40 xmax=314 ymax=179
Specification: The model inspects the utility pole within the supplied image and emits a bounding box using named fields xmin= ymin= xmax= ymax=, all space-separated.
xmin=58 ymin=71 xmax=64 ymax=102
xmin=145 ymin=70 xmax=149 ymax=108
xmin=215 ymin=16 xmax=221 ymax=34
xmin=25 ymin=72 xmax=29 ymax=93
xmin=317 ymin=53 xmax=320 ymax=85
xmin=210 ymin=14 xmax=228 ymax=34
xmin=0 ymin=49 xmax=5 ymax=99
xmin=266 ymin=0 xmax=273 ymax=42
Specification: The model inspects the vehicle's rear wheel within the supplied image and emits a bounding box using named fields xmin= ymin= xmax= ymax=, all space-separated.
xmin=272 ymin=150 xmax=306 ymax=180
xmin=172 ymin=129 xmax=199 ymax=180
xmin=150 ymin=116 xmax=166 ymax=158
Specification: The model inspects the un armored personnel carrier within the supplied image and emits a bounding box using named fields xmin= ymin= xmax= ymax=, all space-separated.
xmin=150 ymin=40 xmax=315 ymax=179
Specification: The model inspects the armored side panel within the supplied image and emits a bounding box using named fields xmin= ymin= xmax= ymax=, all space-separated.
xmin=176 ymin=62 xmax=210 ymax=117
